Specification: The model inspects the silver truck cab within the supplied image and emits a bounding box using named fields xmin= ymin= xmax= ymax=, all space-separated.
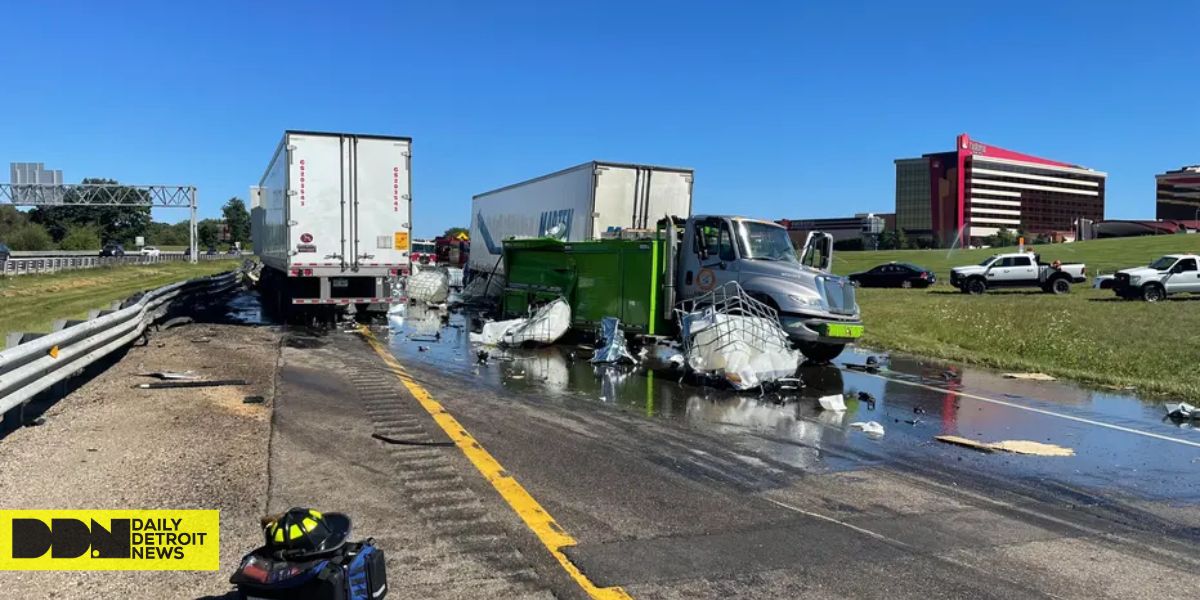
xmin=675 ymin=215 xmax=862 ymax=362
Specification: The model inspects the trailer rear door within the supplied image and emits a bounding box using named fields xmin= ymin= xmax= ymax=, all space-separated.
xmin=350 ymin=136 xmax=411 ymax=272
xmin=287 ymin=133 xmax=345 ymax=269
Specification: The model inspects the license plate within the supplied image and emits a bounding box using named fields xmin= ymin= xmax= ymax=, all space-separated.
xmin=824 ymin=324 xmax=863 ymax=339
xmin=331 ymin=278 xmax=349 ymax=288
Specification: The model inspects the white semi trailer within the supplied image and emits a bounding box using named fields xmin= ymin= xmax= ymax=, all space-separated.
xmin=255 ymin=130 xmax=412 ymax=313
xmin=468 ymin=161 xmax=693 ymax=276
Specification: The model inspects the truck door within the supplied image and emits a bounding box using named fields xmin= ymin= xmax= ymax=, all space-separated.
xmin=1167 ymin=257 xmax=1200 ymax=293
xmin=680 ymin=217 xmax=740 ymax=298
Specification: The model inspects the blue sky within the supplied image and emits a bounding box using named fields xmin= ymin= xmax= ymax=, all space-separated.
xmin=1 ymin=1 xmax=1196 ymax=236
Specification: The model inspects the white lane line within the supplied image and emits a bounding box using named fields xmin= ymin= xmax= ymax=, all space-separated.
xmin=852 ymin=369 xmax=1200 ymax=450
xmin=764 ymin=498 xmax=914 ymax=548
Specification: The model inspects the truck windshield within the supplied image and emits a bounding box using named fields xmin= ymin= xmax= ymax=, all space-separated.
xmin=736 ymin=221 xmax=797 ymax=262
xmin=1149 ymin=256 xmax=1177 ymax=270
xmin=979 ymin=256 xmax=998 ymax=266
xmin=413 ymin=242 xmax=435 ymax=254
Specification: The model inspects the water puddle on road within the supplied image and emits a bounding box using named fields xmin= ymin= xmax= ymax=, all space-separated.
xmin=380 ymin=304 xmax=1200 ymax=502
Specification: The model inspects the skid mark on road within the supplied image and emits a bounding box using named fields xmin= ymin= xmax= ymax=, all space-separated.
xmin=361 ymin=327 xmax=632 ymax=600
xmin=858 ymin=369 xmax=1200 ymax=449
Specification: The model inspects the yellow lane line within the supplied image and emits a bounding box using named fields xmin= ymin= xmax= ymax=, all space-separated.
xmin=360 ymin=326 xmax=632 ymax=600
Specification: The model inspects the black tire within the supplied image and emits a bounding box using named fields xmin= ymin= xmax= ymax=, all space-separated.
xmin=800 ymin=342 xmax=845 ymax=364
xmin=966 ymin=278 xmax=987 ymax=295
xmin=1142 ymin=284 xmax=1165 ymax=302
xmin=1049 ymin=278 xmax=1070 ymax=295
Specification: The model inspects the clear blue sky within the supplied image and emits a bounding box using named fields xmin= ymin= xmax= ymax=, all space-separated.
xmin=1 ymin=1 xmax=1196 ymax=236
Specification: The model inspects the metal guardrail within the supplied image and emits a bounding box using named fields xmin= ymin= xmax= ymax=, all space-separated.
xmin=1 ymin=253 xmax=235 ymax=276
xmin=0 ymin=270 xmax=242 ymax=422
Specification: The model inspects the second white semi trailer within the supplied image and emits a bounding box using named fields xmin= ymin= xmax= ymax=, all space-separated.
xmin=255 ymin=130 xmax=412 ymax=313
xmin=468 ymin=161 xmax=694 ymax=275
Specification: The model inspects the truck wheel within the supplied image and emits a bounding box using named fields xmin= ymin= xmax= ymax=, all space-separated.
xmin=966 ymin=278 xmax=987 ymax=295
xmin=1050 ymin=278 xmax=1070 ymax=295
xmin=799 ymin=342 xmax=845 ymax=364
xmin=1141 ymin=284 xmax=1165 ymax=302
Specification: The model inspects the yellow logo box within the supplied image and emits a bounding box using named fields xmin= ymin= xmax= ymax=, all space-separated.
xmin=0 ymin=510 xmax=219 ymax=571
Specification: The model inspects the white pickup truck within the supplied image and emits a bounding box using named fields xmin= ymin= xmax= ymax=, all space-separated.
xmin=949 ymin=252 xmax=1086 ymax=295
xmin=1112 ymin=254 xmax=1200 ymax=302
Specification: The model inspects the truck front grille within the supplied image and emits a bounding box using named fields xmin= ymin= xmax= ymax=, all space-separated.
xmin=818 ymin=275 xmax=858 ymax=315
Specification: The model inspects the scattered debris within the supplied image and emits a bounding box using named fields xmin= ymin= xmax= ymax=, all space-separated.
xmin=935 ymin=435 xmax=1074 ymax=457
xmin=470 ymin=299 xmax=571 ymax=347
xmin=407 ymin=269 xmax=450 ymax=304
xmin=818 ymin=395 xmax=846 ymax=411
xmin=134 ymin=379 xmax=248 ymax=390
xmin=989 ymin=440 xmax=1075 ymax=457
xmin=417 ymin=346 xmax=430 ymax=352
xmin=476 ymin=349 xmax=490 ymax=364
xmin=642 ymin=342 xmax=685 ymax=368
xmin=849 ymin=421 xmax=885 ymax=437
xmin=371 ymin=432 xmax=454 ymax=447
xmin=913 ymin=406 xmax=927 ymax=414
xmin=675 ymin=283 xmax=801 ymax=390
xmin=590 ymin=317 xmax=637 ymax=365
xmin=935 ymin=435 xmax=995 ymax=453
xmin=903 ymin=419 xmax=921 ymax=425
xmin=25 ymin=416 xmax=46 ymax=427
xmin=191 ymin=337 xmax=211 ymax=344
xmin=137 ymin=370 xmax=201 ymax=380
xmin=1002 ymin=372 xmax=1057 ymax=381
xmin=1166 ymin=402 xmax=1200 ymax=420
xmin=242 ymin=395 xmax=266 ymax=404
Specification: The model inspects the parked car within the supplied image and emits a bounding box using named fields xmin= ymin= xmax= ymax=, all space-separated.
xmin=226 ymin=247 xmax=241 ymax=256
xmin=848 ymin=262 xmax=935 ymax=288
xmin=205 ymin=246 xmax=218 ymax=256
xmin=140 ymin=246 xmax=161 ymax=257
xmin=1112 ymin=254 xmax=1200 ymax=302
xmin=949 ymin=252 xmax=1086 ymax=295
xmin=0 ymin=242 xmax=11 ymax=263
xmin=100 ymin=243 xmax=126 ymax=257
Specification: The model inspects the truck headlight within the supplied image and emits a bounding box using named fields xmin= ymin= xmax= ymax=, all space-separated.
xmin=1129 ymin=276 xmax=1140 ymax=285
xmin=788 ymin=294 xmax=823 ymax=308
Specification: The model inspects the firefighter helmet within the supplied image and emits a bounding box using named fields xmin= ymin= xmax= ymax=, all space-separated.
xmin=263 ymin=507 xmax=352 ymax=558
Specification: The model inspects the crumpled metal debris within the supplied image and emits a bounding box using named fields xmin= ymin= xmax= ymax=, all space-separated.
xmin=590 ymin=317 xmax=637 ymax=364
xmin=818 ymin=395 xmax=846 ymax=411
xmin=675 ymin=282 xmax=801 ymax=391
xmin=471 ymin=299 xmax=571 ymax=347
xmin=407 ymin=269 xmax=450 ymax=304
xmin=849 ymin=421 xmax=885 ymax=437
xmin=1166 ymin=402 xmax=1200 ymax=420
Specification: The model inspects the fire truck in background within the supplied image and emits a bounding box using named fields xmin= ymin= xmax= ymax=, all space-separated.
xmin=435 ymin=233 xmax=469 ymax=268
xmin=411 ymin=239 xmax=437 ymax=267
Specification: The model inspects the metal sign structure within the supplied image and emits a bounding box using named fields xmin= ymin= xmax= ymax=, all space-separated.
xmin=0 ymin=182 xmax=199 ymax=262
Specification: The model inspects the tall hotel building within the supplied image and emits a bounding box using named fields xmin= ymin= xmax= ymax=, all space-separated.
xmin=895 ymin=134 xmax=1106 ymax=245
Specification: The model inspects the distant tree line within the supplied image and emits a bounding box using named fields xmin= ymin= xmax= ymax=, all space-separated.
xmin=0 ymin=180 xmax=250 ymax=251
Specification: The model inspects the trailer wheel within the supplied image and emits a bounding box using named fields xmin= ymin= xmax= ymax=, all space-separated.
xmin=799 ymin=342 xmax=845 ymax=364
xmin=1141 ymin=283 xmax=1166 ymax=302
xmin=1049 ymin=278 xmax=1070 ymax=295
xmin=966 ymin=278 xmax=987 ymax=295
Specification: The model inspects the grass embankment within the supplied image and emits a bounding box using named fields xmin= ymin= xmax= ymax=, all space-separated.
xmin=832 ymin=235 xmax=1200 ymax=398
xmin=0 ymin=261 xmax=239 ymax=335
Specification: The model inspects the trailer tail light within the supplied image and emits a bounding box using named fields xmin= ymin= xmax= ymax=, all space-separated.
xmin=303 ymin=269 xmax=313 ymax=276
xmin=290 ymin=269 xmax=300 ymax=276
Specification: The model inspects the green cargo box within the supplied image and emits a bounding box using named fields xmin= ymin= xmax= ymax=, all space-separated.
xmin=502 ymin=237 xmax=667 ymax=336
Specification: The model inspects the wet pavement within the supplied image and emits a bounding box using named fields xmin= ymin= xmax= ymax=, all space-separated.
xmin=381 ymin=303 xmax=1200 ymax=503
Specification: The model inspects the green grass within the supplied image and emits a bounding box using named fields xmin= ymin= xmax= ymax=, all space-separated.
xmin=832 ymin=235 xmax=1200 ymax=398
xmin=0 ymin=260 xmax=239 ymax=335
